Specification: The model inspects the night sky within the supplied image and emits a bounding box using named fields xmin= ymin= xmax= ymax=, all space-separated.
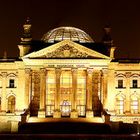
xmin=0 ymin=0 xmax=140 ymax=59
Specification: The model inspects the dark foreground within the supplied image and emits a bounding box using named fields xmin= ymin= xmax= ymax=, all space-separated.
xmin=1 ymin=121 xmax=140 ymax=140
xmin=0 ymin=134 xmax=139 ymax=140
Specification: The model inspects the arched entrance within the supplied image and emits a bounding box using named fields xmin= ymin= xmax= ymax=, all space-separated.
xmin=7 ymin=95 xmax=15 ymax=113
xmin=61 ymin=100 xmax=71 ymax=116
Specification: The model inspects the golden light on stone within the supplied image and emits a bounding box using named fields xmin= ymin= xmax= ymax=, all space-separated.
xmin=0 ymin=24 xmax=140 ymax=133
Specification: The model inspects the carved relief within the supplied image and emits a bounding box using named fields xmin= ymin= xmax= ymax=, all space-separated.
xmin=125 ymin=72 xmax=131 ymax=78
xmin=40 ymin=44 xmax=92 ymax=58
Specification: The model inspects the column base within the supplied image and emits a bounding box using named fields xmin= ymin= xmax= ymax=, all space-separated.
xmin=70 ymin=110 xmax=78 ymax=118
xmin=38 ymin=110 xmax=46 ymax=118
xmin=0 ymin=110 xmax=6 ymax=115
xmin=53 ymin=110 xmax=61 ymax=118
xmin=86 ymin=110 xmax=94 ymax=118
xmin=125 ymin=111 xmax=131 ymax=115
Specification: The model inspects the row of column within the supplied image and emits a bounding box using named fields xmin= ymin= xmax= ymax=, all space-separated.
xmin=24 ymin=68 xmax=108 ymax=118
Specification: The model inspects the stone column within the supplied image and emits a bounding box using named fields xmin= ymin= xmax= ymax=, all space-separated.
xmin=53 ymin=68 xmax=61 ymax=118
xmin=71 ymin=68 xmax=78 ymax=118
xmin=1 ymin=72 xmax=7 ymax=114
xmin=38 ymin=68 xmax=46 ymax=118
xmin=92 ymin=70 xmax=101 ymax=116
xmin=106 ymin=69 xmax=116 ymax=115
xmin=125 ymin=72 xmax=131 ymax=114
xmin=86 ymin=68 xmax=94 ymax=118
xmin=101 ymin=69 xmax=108 ymax=109
xmin=16 ymin=69 xmax=26 ymax=115
xmin=24 ymin=69 xmax=32 ymax=109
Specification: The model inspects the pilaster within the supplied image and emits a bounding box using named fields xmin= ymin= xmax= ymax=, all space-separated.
xmin=125 ymin=72 xmax=131 ymax=114
xmin=1 ymin=72 xmax=7 ymax=113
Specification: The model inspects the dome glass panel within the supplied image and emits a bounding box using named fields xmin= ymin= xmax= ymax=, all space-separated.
xmin=42 ymin=27 xmax=94 ymax=43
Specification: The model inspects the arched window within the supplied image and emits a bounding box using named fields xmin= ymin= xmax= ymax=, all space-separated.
xmin=7 ymin=73 xmax=16 ymax=88
xmin=7 ymin=95 xmax=15 ymax=113
xmin=116 ymin=96 xmax=124 ymax=114
xmin=130 ymin=74 xmax=139 ymax=88
xmin=131 ymin=95 xmax=138 ymax=114
xmin=116 ymin=74 xmax=126 ymax=88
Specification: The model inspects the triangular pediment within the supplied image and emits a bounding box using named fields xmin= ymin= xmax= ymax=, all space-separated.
xmin=23 ymin=40 xmax=110 ymax=59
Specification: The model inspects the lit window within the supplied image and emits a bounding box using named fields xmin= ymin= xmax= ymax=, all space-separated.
xmin=133 ymin=80 xmax=138 ymax=88
xmin=9 ymin=79 xmax=14 ymax=88
xmin=118 ymin=80 xmax=123 ymax=88
xmin=131 ymin=96 xmax=138 ymax=114
xmin=116 ymin=97 xmax=124 ymax=114
xmin=7 ymin=95 xmax=15 ymax=113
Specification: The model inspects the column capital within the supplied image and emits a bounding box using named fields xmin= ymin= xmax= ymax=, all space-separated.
xmin=71 ymin=68 xmax=78 ymax=74
xmin=25 ymin=68 xmax=32 ymax=75
xmin=87 ymin=68 xmax=93 ymax=74
xmin=101 ymin=69 xmax=108 ymax=75
xmin=55 ymin=68 xmax=61 ymax=76
xmin=40 ymin=68 xmax=46 ymax=75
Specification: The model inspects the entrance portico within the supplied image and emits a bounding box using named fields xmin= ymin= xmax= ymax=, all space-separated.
xmin=37 ymin=65 xmax=108 ymax=118
xmin=23 ymin=40 xmax=111 ymax=119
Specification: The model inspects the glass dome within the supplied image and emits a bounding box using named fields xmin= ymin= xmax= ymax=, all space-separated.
xmin=42 ymin=26 xmax=94 ymax=43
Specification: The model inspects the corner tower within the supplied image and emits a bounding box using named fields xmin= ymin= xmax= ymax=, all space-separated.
xmin=18 ymin=18 xmax=32 ymax=58
xmin=102 ymin=26 xmax=116 ymax=59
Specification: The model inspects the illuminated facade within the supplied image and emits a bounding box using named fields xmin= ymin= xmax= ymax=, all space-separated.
xmin=0 ymin=19 xmax=140 ymax=126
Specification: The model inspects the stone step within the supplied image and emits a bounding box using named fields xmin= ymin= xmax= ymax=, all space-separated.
xmin=27 ymin=117 xmax=104 ymax=123
xmin=19 ymin=119 xmax=110 ymax=134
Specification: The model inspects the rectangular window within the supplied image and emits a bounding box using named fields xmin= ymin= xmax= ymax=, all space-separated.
xmin=133 ymin=80 xmax=137 ymax=88
xmin=118 ymin=80 xmax=123 ymax=88
xmin=9 ymin=79 xmax=14 ymax=88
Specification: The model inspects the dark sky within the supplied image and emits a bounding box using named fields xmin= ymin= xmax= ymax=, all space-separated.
xmin=0 ymin=0 xmax=140 ymax=59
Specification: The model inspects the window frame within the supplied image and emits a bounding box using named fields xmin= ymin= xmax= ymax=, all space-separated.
xmin=9 ymin=79 xmax=15 ymax=88
xmin=132 ymin=79 xmax=138 ymax=88
xmin=118 ymin=79 xmax=123 ymax=88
